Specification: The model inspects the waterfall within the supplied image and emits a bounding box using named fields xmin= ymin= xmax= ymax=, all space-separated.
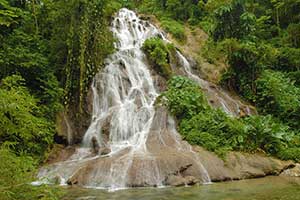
xmin=176 ymin=51 xmax=254 ymax=116
xmin=82 ymin=9 xmax=159 ymax=155
xmin=36 ymin=8 xmax=256 ymax=191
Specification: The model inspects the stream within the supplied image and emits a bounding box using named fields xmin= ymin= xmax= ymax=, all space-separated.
xmin=62 ymin=177 xmax=300 ymax=200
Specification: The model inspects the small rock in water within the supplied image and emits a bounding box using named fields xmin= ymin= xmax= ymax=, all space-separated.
xmin=100 ymin=147 xmax=111 ymax=156
xmin=280 ymin=164 xmax=300 ymax=177
xmin=184 ymin=176 xmax=199 ymax=186
xmin=91 ymin=136 xmax=100 ymax=154
xmin=165 ymin=175 xmax=199 ymax=187
xmin=67 ymin=177 xmax=78 ymax=185
xmin=166 ymin=175 xmax=186 ymax=187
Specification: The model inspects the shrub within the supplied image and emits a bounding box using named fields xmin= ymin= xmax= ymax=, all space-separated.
xmin=0 ymin=147 xmax=63 ymax=200
xmin=0 ymin=75 xmax=55 ymax=156
xmin=242 ymin=115 xmax=294 ymax=154
xmin=142 ymin=37 xmax=173 ymax=79
xmin=287 ymin=23 xmax=300 ymax=48
xmin=277 ymin=47 xmax=300 ymax=72
xmin=278 ymin=148 xmax=300 ymax=162
xmin=161 ymin=76 xmax=208 ymax=119
xmin=256 ymin=70 xmax=300 ymax=129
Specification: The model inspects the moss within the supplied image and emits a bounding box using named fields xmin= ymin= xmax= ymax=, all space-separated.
xmin=160 ymin=18 xmax=186 ymax=42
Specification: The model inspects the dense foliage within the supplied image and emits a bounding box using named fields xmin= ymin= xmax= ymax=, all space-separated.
xmin=142 ymin=37 xmax=174 ymax=78
xmin=256 ymin=70 xmax=300 ymax=129
xmin=45 ymin=0 xmax=116 ymax=110
xmin=0 ymin=0 xmax=119 ymax=199
xmin=0 ymin=147 xmax=63 ymax=200
xmin=0 ymin=0 xmax=299 ymax=197
xmin=212 ymin=1 xmax=300 ymax=135
xmin=162 ymin=76 xmax=300 ymax=160
xmin=0 ymin=75 xmax=54 ymax=156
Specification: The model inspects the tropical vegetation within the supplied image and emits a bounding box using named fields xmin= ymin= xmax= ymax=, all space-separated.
xmin=0 ymin=0 xmax=299 ymax=198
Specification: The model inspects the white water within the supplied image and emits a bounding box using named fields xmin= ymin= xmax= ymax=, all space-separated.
xmin=83 ymin=8 xmax=160 ymax=155
xmin=63 ymin=113 xmax=73 ymax=145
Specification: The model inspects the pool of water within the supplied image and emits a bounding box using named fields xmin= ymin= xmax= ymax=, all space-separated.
xmin=62 ymin=176 xmax=300 ymax=200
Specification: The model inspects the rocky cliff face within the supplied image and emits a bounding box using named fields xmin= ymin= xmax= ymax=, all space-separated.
xmin=55 ymin=87 xmax=94 ymax=145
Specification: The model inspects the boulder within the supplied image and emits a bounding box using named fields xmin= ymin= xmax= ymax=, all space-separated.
xmin=194 ymin=146 xmax=294 ymax=182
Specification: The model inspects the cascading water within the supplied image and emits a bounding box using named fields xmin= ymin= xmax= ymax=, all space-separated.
xmin=36 ymin=8 xmax=211 ymax=190
xmin=175 ymin=51 xmax=255 ymax=116
xmin=36 ymin=8 xmax=255 ymax=191
xmin=82 ymin=10 xmax=159 ymax=154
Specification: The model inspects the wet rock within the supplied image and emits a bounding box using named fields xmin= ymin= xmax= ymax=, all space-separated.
xmin=46 ymin=106 xmax=294 ymax=188
xmin=46 ymin=144 xmax=76 ymax=165
xmin=178 ymin=164 xmax=193 ymax=174
xmin=152 ymin=74 xmax=167 ymax=92
xmin=239 ymin=108 xmax=247 ymax=118
xmin=67 ymin=176 xmax=78 ymax=185
xmin=165 ymin=175 xmax=199 ymax=187
xmin=165 ymin=175 xmax=186 ymax=187
xmin=209 ymin=84 xmax=217 ymax=89
xmin=91 ymin=136 xmax=100 ymax=154
xmin=280 ymin=164 xmax=300 ymax=177
xmin=100 ymin=116 xmax=112 ymax=145
xmin=185 ymin=176 xmax=200 ymax=185
xmin=56 ymin=112 xmax=72 ymax=145
xmin=139 ymin=15 xmax=151 ymax=21
xmin=99 ymin=147 xmax=111 ymax=156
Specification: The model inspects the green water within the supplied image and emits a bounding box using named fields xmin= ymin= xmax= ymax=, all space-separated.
xmin=63 ymin=176 xmax=300 ymax=200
